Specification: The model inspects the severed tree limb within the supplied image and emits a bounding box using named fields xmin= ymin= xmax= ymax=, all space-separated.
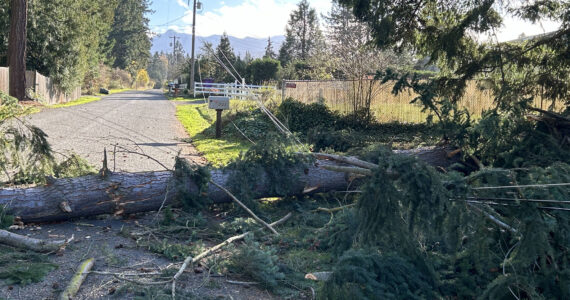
xmin=227 ymin=280 xmax=259 ymax=286
xmin=309 ymin=153 xmax=378 ymax=169
xmin=527 ymin=107 xmax=570 ymax=123
xmin=172 ymin=212 xmax=292 ymax=299
xmin=60 ymin=258 xmax=95 ymax=300
xmin=305 ymin=271 xmax=333 ymax=281
xmin=468 ymin=203 xmax=518 ymax=234
xmin=318 ymin=165 xmax=373 ymax=176
xmin=0 ymin=229 xmax=73 ymax=252
xmin=209 ymin=179 xmax=279 ymax=235
xmin=313 ymin=203 xmax=356 ymax=213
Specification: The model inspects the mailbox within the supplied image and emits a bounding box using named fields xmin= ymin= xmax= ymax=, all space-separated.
xmin=208 ymin=96 xmax=230 ymax=110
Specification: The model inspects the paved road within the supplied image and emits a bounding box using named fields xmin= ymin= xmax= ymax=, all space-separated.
xmin=25 ymin=89 xmax=205 ymax=172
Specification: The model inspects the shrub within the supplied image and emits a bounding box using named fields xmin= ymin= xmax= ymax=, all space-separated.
xmin=276 ymin=98 xmax=339 ymax=133
xmin=307 ymin=127 xmax=359 ymax=152
xmin=319 ymin=249 xmax=435 ymax=300
xmin=227 ymin=235 xmax=284 ymax=289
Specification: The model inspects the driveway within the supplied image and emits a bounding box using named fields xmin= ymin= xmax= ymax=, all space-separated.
xmin=25 ymin=89 xmax=205 ymax=172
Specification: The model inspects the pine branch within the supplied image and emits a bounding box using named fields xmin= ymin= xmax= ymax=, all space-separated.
xmin=171 ymin=212 xmax=292 ymax=299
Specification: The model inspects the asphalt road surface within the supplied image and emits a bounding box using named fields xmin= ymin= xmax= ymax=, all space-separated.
xmin=25 ymin=89 xmax=204 ymax=172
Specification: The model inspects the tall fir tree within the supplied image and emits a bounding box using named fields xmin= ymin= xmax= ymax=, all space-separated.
xmin=278 ymin=0 xmax=323 ymax=66
xmin=264 ymin=37 xmax=276 ymax=59
xmin=107 ymin=0 xmax=151 ymax=76
xmin=147 ymin=52 xmax=168 ymax=84
xmin=14 ymin=0 xmax=118 ymax=92
xmin=214 ymin=33 xmax=237 ymax=82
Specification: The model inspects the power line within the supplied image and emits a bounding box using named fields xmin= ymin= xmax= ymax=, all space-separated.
xmin=150 ymin=13 xmax=190 ymax=27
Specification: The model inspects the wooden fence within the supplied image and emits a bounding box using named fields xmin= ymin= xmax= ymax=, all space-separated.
xmin=0 ymin=67 xmax=81 ymax=105
xmin=282 ymin=79 xmax=504 ymax=123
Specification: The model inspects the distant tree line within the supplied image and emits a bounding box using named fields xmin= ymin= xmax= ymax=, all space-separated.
xmin=148 ymin=0 xmax=415 ymax=87
xmin=0 ymin=0 xmax=151 ymax=94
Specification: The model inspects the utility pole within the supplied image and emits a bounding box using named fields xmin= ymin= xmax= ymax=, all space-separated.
xmin=189 ymin=0 xmax=199 ymax=93
xmin=169 ymin=35 xmax=179 ymax=81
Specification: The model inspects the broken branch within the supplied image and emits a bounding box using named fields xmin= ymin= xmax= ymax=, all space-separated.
xmin=209 ymin=179 xmax=279 ymax=235
xmin=60 ymin=258 xmax=95 ymax=300
xmin=0 ymin=229 xmax=73 ymax=252
xmin=310 ymin=153 xmax=378 ymax=169
xmin=171 ymin=212 xmax=292 ymax=299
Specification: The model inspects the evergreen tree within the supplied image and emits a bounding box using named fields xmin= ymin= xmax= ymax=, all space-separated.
xmin=196 ymin=42 xmax=217 ymax=79
xmin=263 ymin=37 xmax=275 ymax=59
xmin=338 ymin=0 xmax=569 ymax=115
xmin=214 ymin=33 xmax=237 ymax=82
xmin=246 ymin=58 xmax=280 ymax=84
xmin=107 ymin=0 xmax=151 ymax=76
xmin=147 ymin=52 xmax=168 ymax=83
xmin=166 ymin=40 xmax=186 ymax=80
xmin=278 ymin=34 xmax=295 ymax=67
xmin=25 ymin=0 xmax=118 ymax=92
xmin=324 ymin=1 xmax=570 ymax=298
xmin=278 ymin=0 xmax=324 ymax=65
xmin=243 ymin=51 xmax=253 ymax=64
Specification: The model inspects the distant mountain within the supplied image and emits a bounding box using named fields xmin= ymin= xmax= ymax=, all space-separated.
xmin=151 ymin=30 xmax=285 ymax=59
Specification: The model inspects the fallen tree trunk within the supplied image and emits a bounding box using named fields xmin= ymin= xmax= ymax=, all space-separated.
xmin=0 ymin=160 xmax=351 ymax=223
xmin=0 ymin=147 xmax=456 ymax=223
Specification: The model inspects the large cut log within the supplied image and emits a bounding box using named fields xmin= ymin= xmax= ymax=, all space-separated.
xmin=0 ymin=147 xmax=457 ymax=223
xmin=0 ymin=160 xmax=351 ymax=223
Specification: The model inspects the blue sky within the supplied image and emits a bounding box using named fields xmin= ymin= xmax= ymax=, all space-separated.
xmin=147 ymin=0 xmax=561 ymax=41
xmin=148 ymin=0 xmax=332 ymax=38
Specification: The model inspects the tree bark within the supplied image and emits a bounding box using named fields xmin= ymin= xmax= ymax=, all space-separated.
xmin=0 ymin=160 xmax=351 ymax=223
xmin=0 ymin=147 xmax=457 ymax=223
xmin=8 ymin=0 xmax=27 ymax=101
xmin=0 ymin=229 xmax=70 ymax=252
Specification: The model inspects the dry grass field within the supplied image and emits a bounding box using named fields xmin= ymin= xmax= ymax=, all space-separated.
xmin=283 ymin=80 xmax=555 ymax=123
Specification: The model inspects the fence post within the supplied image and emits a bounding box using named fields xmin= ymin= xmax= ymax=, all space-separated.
xmin=241 ymin=78 xmax=245 ymax=100
xmin=281 ymin=80 xmax=286 ymax=103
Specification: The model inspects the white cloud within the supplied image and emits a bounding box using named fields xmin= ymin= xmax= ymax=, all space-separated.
xmin=176 ymin=0 xmax=189 ymax=9
xmin=157 ymin=1 xmax=560 ymax=42
xmin=169 ymin=0 xmax=331 ymax=38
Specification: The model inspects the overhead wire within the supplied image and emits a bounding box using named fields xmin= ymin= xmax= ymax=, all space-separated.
xmin=150 ymin=12 xmax=191 ymax=28
xmin=198 ymin=40 xmax=307 ymax=151
xmin=196 ymin=44 xmax=256 ymax=144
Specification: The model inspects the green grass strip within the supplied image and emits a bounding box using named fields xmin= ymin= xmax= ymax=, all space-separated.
xmin=48 ymin=96 xmax=101 ymax=108
xmin=176 ymin=104 xmax=249 ymax=167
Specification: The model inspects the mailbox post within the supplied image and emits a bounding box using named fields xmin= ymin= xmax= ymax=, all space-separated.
xmin=208 ymin=96 xmax=230 ymax=138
